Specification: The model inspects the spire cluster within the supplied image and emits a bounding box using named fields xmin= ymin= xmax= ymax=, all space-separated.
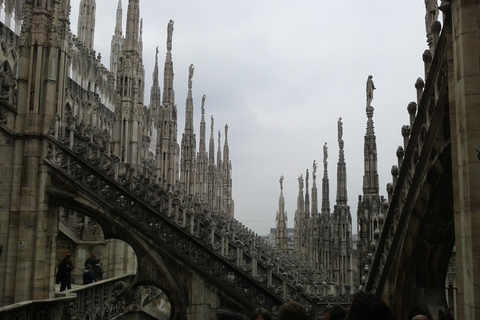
xmin=70 ymin=0 xmax=235 ymax=217
xmin=275 ymin=119 xmax=353 ymax=296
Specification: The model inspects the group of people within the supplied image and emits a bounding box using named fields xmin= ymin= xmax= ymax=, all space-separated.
xmin=55 ymin=252 xmax=105 ymax=291
xmin=83 ymin=252 xmax=104 ymax=284
xmin=250 ymin=291 xmax=394 ymax=320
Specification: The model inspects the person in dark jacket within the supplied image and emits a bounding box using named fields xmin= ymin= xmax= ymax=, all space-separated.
xmin=56 ymin=253 xmax=74 ymax=291
xmin=92 ymin=259 xmax=104 ymax=281
xmin=85 ymin=252 xmax=97 ymax=268
xmin=83 ymin=264 xmax=97 ymax=285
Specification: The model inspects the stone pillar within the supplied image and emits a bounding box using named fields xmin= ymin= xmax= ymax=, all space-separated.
xmin=0 ymin=0 xmax=71 ymax=304
xmin=448 ymin=2 xmax=480 ymax=319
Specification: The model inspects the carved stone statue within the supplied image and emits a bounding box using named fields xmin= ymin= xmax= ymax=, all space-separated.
xmin=188 ymin=64 xmax=194 ymax=88
xmin=323 ymin=142 xmax=328 ymax=164
xmin=279 ymin=175 xmax=284 ymax=191
xmin=201 ymin=95 xmax=206 ymax=113
xmin=298 ymin=174 xmax=304 ymax=191
xmin=366 ymin=75 xmax=375 ymax=106
xmin=338 ymin=118 xmax=343 ymax=142
xmin=189 ymin=64 xmax=194 ymax=80
xmin=306 ymin=169 xmax=309 ymax=189
xmin=313 ymin=160 xmax=317 ymax=181
xmin=167 ymin=20 xmax=174 ymax=43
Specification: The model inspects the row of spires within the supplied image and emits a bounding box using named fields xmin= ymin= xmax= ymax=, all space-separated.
xmin=274 ymin=76 xmax=383 ymax=292
xmin=75 ymin=0 xmax=234 ymax=216
xmin=275 ymin=117 xmax=353 ymax=291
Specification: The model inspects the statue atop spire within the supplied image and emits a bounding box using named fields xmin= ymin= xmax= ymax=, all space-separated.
xmin=306 ymin=169 xmax=309 ymax=191
xmin=201 ymin=95 xmax=206 ymax=114
xmin=167 ymin=20 xmax=174 ymax=50
xmin=313 ymin=160 xmax=317 ymax=182
xmin=323 ymin=142 xmax=328 ymax=165
xmin=152 ymin=46 xmax=159 ymax=82
xmin=366 ymin=75 xmax=376 ymax=106
xmin=298 ymin=174 xmax=304 ymax=192
xmin=338 ymin=117 xmax=343 ymax=142
xmin=280 ymin=175 xmax=284 ymax=191
xmin=188 ymin=64 xmax=194 ymax=89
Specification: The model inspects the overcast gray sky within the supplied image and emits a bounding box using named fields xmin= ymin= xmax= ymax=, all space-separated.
xmin=71 ymin=1 xmax=430 ymax=235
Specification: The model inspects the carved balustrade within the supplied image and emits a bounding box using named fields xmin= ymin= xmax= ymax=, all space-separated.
xmin=44 ymin=125 xmax=310 ymax=311
xmin=0 ymin=274 xmax=135 ymax=320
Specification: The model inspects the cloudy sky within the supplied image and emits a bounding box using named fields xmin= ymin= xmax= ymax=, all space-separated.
xmin=71 ymin=1 xmax=432 ymax=235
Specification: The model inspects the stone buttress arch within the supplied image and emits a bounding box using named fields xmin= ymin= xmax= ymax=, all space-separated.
xmin=47 ymin=179 xmax=189 ymax=320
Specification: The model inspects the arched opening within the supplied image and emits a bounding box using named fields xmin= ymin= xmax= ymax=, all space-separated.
xmin=55 ymin=207 xmax=137 ymax=290
xmin=48 ymin=190 xmax=189 ymax=319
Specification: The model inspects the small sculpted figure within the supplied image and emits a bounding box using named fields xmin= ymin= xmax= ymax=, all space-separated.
xmin=189 ymin=64 xmax=194 ymax=80
xmin=167 ymin=20 xmax=174 ymax=43
xmin=366 ymin=75 xmax=375 ymax=106
xmin=323 ymin=142 xmax=328 ymax=164
xmin=338 ymin=118 xmax=343 ymax=142
xmin=298 ymin=174 xmax=304 ymax=191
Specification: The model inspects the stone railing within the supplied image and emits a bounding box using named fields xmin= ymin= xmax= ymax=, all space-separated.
xmin=365 ymin=24 xmax=449 ymax=293
xmin=44 ymin=122 xmax=352 ymax=318
xmin=0 ymin=274 xmax=135 ymax=320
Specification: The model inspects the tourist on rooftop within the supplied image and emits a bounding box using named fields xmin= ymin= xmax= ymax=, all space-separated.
xmin=324 ymin=305 xmax=347 ymax=320
xmin=277 ymin=301 xmax=308 ymax=320
xmin=250 ymin=307 xmax=272 ymax=320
